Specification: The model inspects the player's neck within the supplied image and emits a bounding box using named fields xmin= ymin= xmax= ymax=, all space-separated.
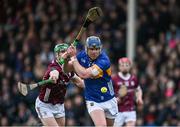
xmin=118 ymin=72 xmax=131 ymax=80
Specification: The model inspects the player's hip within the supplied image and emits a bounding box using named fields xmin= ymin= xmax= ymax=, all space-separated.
xmin=86 ymin=97 xmax=118 ymax=119
xmin=85 ymin=93 xmax=115 ymax=102
xmin=35 ymin=97 xmax=65 ymax=118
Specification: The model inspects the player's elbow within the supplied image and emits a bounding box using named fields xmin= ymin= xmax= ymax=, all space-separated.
xmin=76 ymin=81 xmax=85 ymax=88
xmin=72 ymin=79 xmax=85 ymax=88
xmin=62 ymin=67 xmax=68 ymax=73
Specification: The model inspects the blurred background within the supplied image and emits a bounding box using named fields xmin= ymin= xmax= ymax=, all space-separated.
xmin=0 ymin=0 xmax=179 ymax=126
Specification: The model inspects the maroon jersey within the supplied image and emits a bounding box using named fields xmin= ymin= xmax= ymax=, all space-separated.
xmin=112 ymin=72 xmax=139 ymax=112
xmin=39 ymin=60 xmax=74 ymax=105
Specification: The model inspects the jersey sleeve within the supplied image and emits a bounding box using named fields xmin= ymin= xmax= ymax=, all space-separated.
xmin=92 ymin=54 xmax=111 ymax=78
xmin=95 ymin=57 xmax=110 ymax=70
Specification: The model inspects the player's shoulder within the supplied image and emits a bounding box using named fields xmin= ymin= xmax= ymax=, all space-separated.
xmin=112 ymin=73 xmax=119 ymax=80
xmin=101 ymin=51 xmax=109 ymax=59
xmin=47 ymin=60 xmax=62 ymax=71
xmin=94 ymin=51 xmax=110 ymax=70
xmin=97 ymin=51 xmax=110 ymax=63
xmin=131 ymin=74 xmax=138 ymax=80
xmin=48 ymin=60 xmax=58 ymax=67
xmin=77 ymin=50 xmax=86 ymax=57
xmin=76 ymin=50 xmax=88 ymax=63
xmin=128 ymin=73 xmax=138 ymax=83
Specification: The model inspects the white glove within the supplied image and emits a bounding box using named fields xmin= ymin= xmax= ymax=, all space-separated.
xmin=49 ymin=70 xmax=59 ymax=83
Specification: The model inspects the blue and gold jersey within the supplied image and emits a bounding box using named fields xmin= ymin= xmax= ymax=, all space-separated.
xmin=77 ymin=50 xmax=115 ymax=102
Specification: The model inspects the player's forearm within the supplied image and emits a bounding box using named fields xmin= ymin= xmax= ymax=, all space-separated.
xmin=136 ymin=88 xmax=143 ymax=105
xmin=62 ymin=60 xmax=69 ymax=73
xmin=63 ymin=59 xmax=73 ymax=73
xmin=136 ymin=88 xmax=143 ymax=99
xmin=71 ymin=76 xmax=85 ymax=88
xmin=71 ymin=57 xmax=91 ymax=78
xmin=75 ymin=80 xmax=85 ymax=88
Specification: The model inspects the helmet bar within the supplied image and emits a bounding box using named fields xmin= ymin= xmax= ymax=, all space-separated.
xmin=86 ymin=36 xmax=102 ymax=48
xmin=54 ymin=43 xmax=69 ymax=53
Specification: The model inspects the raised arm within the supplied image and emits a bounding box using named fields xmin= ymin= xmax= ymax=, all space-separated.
xmin=61 ymin=51 xmax=74 ymax=73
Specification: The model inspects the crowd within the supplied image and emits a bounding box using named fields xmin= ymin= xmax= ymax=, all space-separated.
xmin=0 ymin=0 xmax=179 ymax=126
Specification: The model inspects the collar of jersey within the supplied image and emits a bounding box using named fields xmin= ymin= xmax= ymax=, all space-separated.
xmin=118 ymin=72 xmax=131 ymax=80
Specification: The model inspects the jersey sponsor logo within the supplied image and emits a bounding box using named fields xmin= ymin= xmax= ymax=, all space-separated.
xmin=125 ymin=81 xmax=129 ymax=86
xmin=101 ymin=96 xmax=104 ymax=100
xmin=43 ymin=111 xmax=47 ymax=116
xmin=127 ymin=89 xmax=134 ymax=93
xmin=90 ymin=102 xmax=94 ymax=106
xmin=117 ymin=81 xmax=135 ymax=87
xmin=81 ymin=58 xmax=86 ymax=63
xmin=131 ymin=81 xmax=135 ymax=86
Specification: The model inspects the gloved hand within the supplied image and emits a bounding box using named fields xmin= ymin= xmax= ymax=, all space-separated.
xmin=49 ymin=70 xmax=59 ymax=84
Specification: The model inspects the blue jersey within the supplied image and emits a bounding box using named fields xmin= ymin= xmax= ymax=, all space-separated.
xmin=77 ymin=50 xmax=115 ymax=102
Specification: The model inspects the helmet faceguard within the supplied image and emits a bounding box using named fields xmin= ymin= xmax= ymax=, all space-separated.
xmin=85 ymin=36 xmax=102 ymax=53
xmin=54 ymin=43 xmax=69 ymax=64
xmin=54 ymin=43 xmax=69 ymax=53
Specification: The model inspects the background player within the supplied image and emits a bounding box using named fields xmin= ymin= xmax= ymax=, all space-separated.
xmin=35 ymin=43 xmax=84 ymax=126
xmin=112 ymin=57 xmax=143 ymax=127
xmin=63 ymin=36 xmax=118 ymax=126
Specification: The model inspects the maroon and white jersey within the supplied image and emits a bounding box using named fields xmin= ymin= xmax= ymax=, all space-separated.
xmin=112 ymin=72 xmax=139 ymax=112
xmin=39 ymin=60 xmax=74 ymax=105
